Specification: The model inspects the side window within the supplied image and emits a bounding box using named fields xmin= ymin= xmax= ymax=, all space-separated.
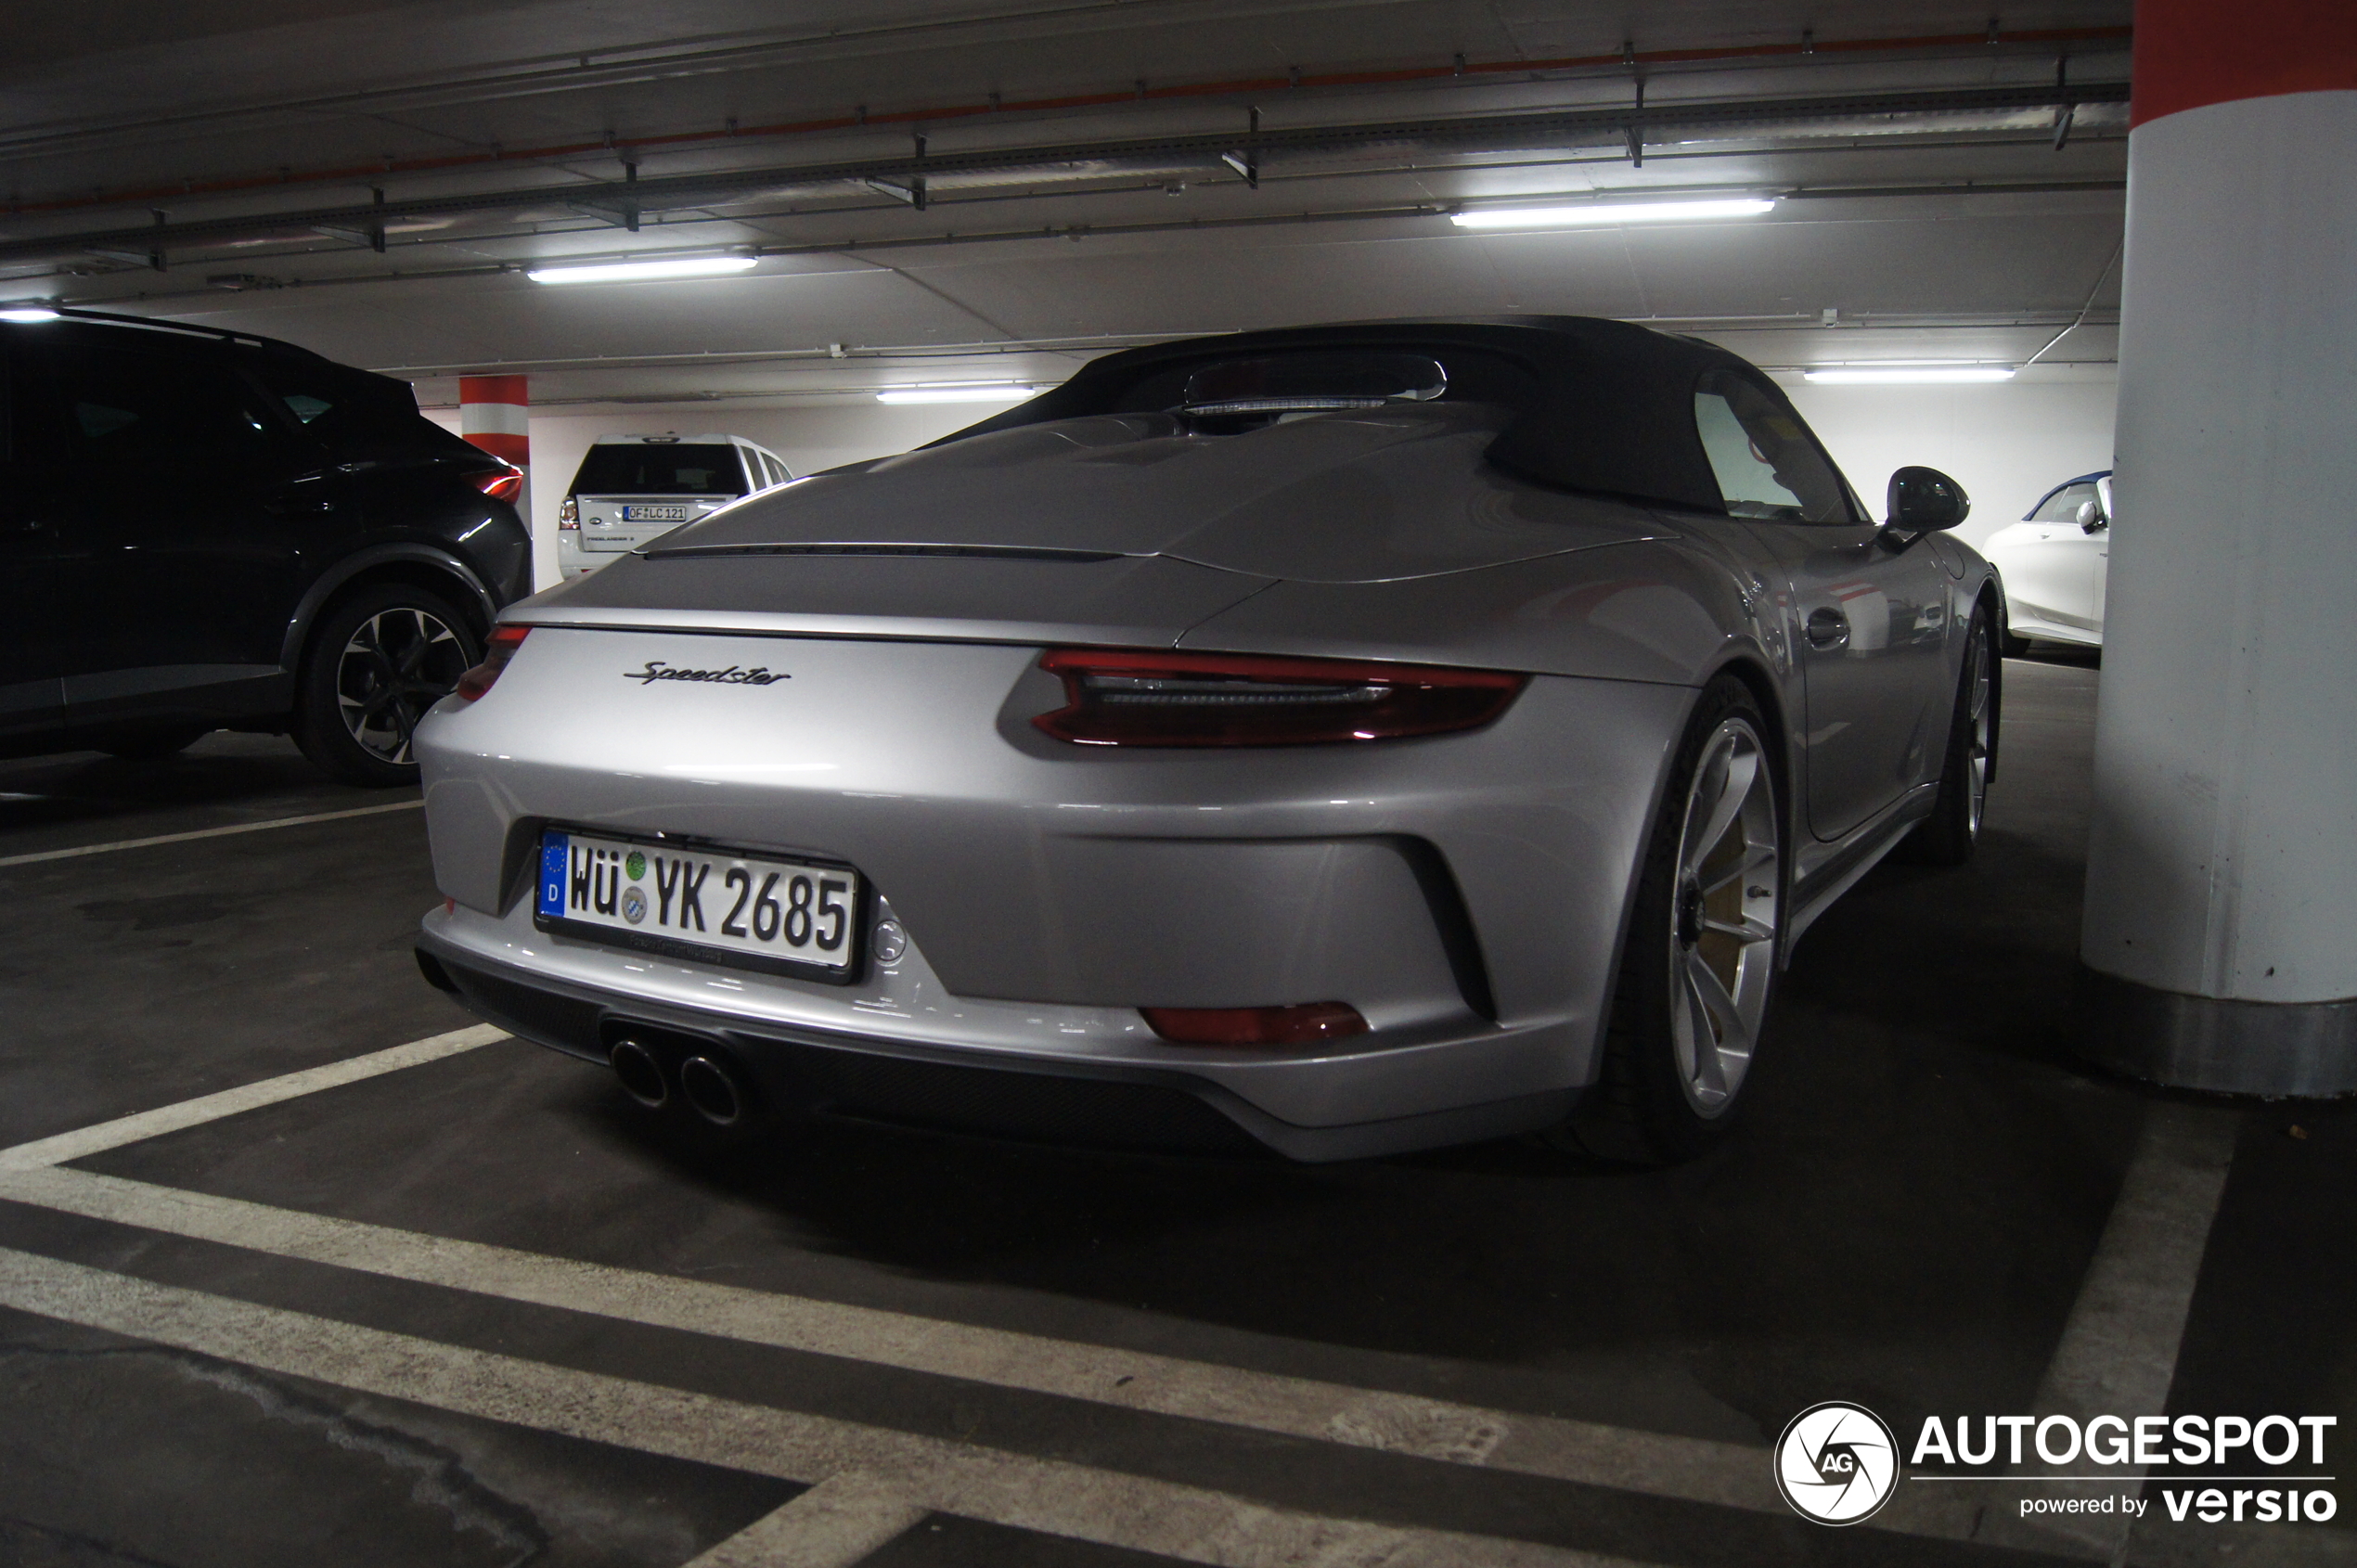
xmin=2031 ymin=482 xmax=2100 ymax=522
xmin=56 ymin=347 xmax=286 ymax=469
xmin=1693 ymin=370 xmax=1852 ymax=523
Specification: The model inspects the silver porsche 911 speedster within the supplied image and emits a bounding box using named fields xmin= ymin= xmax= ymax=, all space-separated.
xmin=414 ymin=318 xmax=1998 ymax=1163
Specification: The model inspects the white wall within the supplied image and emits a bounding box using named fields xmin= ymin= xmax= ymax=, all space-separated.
xmin=1784 ymin=372 xmax=2119 ymax=553
xmin=431 ymin=376 xmax=2118 ymax=585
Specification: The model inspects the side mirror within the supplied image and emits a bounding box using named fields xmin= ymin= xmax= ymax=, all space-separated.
xmin=2076 ymin=498 xmax=2107 ymax=533
xmin=1886 ymin=466 xmax=1971 ymax=533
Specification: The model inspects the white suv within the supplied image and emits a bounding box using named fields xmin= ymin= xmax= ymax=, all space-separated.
xmin=557 ymin=433 xmax=792 ymax=580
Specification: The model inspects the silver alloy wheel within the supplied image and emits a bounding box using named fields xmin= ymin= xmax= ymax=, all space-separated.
xmin=1963 ymin=617 xmax=1993 ymax=839
xmin=335 ymin=607 xmax=470 ymax=765
xmin=1668 ymin=715 xmax=1780 ymax=1117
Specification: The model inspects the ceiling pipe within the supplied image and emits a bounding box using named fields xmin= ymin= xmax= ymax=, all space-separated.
xmin=0 ymin=25 xmax=2132 ymax=220
xmin=0 ymin=79 xmax=2130 ymax=270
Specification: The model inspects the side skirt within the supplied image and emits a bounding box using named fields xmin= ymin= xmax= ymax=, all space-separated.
xmin=1781 ymin=786 xmax=1939 ymax=963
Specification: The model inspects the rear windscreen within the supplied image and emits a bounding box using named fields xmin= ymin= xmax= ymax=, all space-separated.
xmin=1109 ymin=346 xmax=1537 ymax=418
xmin=571 ymin=444 xmax=746 ymax=496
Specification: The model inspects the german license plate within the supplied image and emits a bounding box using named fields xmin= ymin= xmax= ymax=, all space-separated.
xmin=622 ymin=505 xmax=691 ymax=521
xmin=535 ymin=829 xmax=862 ymax=982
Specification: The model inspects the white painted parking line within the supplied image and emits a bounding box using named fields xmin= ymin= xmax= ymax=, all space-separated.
xmin=0 ymin=797 xmax=423 ymax=869
xmin=0 ymin=1246 xmax=1655 ymax=1568
xmin=0 ymin=1024 xmax=506 ymax=1173
xmin=1977 ymin=1101 xmax=2242 ymax=1558
xmin=682 ymin=1472 xmax=928 ymax=1568
xmin=0 ymin=1163 xmax=1811 ymax=1533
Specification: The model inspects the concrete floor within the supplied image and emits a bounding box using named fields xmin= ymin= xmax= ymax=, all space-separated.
xmin=0 ymin=657 xmax=2349 ymax=1568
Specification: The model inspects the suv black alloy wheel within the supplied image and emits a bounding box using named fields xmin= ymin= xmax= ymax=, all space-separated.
xmin=295 ymin=584 xmax=481 ymax=786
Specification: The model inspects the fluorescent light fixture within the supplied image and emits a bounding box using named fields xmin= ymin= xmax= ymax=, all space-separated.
xmin=0 ymin=305 xmax=61 ymax=322
xmin=1451 ymin=198 xmax=1776 ymax=230
xmin=1803 ymin=366 xmax=2016 ymax=385
xmin=875 ymin=383 xmax=1037 ymax=405
xmin=525 ymin=256 xmax=758 ymax=285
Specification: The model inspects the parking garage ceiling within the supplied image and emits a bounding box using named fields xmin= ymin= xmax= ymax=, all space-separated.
xmin=1 ymin=0 xmax=2132 ymax=407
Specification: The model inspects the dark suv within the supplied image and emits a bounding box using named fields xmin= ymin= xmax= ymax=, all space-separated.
xmin=1 ymin=310 xmax=531 ymax=785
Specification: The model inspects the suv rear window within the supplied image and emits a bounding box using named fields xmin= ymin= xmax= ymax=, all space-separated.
xmin=243 ymin=357 xmax=452 ymax=458
xmin=571 ymin=444 xmax=747 ymax=496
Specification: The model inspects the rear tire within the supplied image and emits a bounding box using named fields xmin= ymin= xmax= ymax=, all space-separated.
xmin=1899 ymin=605 xmax=1996 ymax=867
xmin=293 ymin=584 xmax=480 ymax=787
xmin=1548 ymin=675 xmax=1784 ymax=1165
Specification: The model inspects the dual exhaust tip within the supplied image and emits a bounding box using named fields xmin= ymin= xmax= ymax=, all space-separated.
xmin=609 ymin=1035 xmax=749 ymax=1127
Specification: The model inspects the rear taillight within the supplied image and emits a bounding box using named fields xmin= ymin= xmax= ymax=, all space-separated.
xmin=1142 ymin=1003 xmax=1368 ymax=1046
xmin=472 ymin=464 xmax=525 ymax=505
xmin=454 ymin=625 xmax=529 ymax=702
xmin=1032 ymin=649 xmax=1526 ymax=747
xmin=558 ymin=496 xmax=578 ymax=530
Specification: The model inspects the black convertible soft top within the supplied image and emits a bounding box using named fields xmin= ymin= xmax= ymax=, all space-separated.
xmin=938 ymin=316 xmax=1820 ymax=514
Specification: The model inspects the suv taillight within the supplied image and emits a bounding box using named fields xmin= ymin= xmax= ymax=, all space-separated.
xmin=558 ymin=496 xmax=578 ymax=530
xmin=1032 ymin=649 xmax=1526 ymax=747
xmin=455 ymin=626 xmax=529 ymax=702
xmin=472 ymin=464 xmax=524 ymax=505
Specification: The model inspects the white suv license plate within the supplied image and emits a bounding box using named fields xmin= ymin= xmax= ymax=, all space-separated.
xmin=621 ymin=505 xmax=691 ymax=521
xmin=535 ymin=829 xmax=862 ymax=982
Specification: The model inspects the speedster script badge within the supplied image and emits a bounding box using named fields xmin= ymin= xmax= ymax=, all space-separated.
xmin=625 ymin=661 xmax=791 ymax=687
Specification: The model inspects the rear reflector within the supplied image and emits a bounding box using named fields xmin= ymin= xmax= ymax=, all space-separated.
xmin=454 ymin=625 xmax=529 ymax=702
xmin=1141 ymin=1002 xmax=1368 ymax=1046
xmin=472 ymin=464 xmax=525 ymax=505
xmin=1033 ymin=649 xmax=1525 ymax=747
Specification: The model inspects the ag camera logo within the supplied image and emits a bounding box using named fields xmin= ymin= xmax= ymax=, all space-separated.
xmin=1776 ymin=1402 xmax=1900 ymax=1524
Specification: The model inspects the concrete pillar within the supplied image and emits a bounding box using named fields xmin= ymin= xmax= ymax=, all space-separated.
xmin=2080 ymin=0 xmax=2357 ymax=1091
xmin=457 ymin=375 xmax=534 ymax=579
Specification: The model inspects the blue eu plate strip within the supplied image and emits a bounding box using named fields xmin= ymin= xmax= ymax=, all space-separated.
xmin=538 ymin=833 xmax=570 ymax=919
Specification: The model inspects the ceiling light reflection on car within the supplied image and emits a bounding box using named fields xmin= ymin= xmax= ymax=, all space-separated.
xmin=875 ymin=384 xmax=1037 ymax=404
xmin=1803 ymin=366 xmax=2016 ymax=384
xmin=1450 ymin=198 xmax=1777 ymax=229
xmin=525 ymin=256 xmax=760 ymax=284
xmin=0 ymin=305 xmax=61 ymax=322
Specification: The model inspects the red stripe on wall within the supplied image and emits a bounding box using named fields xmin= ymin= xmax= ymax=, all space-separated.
xmin=458 ymin=374 xmax=530 ymax=405
xmin=464 ymin=431 xmax=529 ymax=465
xmin=2133 ymin=0 xmax=2357 ymax=126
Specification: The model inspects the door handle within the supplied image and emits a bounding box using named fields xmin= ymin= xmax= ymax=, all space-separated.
xmin=1805 ymin=608 xmax=1849 ymax=649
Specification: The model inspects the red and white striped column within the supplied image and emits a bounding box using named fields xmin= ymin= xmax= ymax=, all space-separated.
xmin=458 ymin=374 xmax=535 ymax=575
xmin=2080 ymin=0 xmax=2357 ymax=1089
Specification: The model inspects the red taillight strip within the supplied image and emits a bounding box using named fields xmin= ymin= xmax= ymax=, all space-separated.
xmin=1033 ymin=648 xmax=1526 ymax=747
xmin=472 ymin=464 xmax=525 ymax=505
xmin=454 ymin=625 xmax=529 ymax=702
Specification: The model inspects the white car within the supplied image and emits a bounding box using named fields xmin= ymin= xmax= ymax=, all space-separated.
xmin=557 ymin=433 xmax=793 ymax=580
xmin=1984 ymin=470 xmax=2109 ymax=651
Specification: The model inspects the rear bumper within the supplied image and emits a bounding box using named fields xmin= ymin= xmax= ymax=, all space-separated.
xmin=417 ymin=931 xmax=1577 ymax=1162
xmin=413 ymin=627 xmax=1697 ymax=1156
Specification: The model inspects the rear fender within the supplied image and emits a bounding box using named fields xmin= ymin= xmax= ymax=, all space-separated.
xmin=278 ymin=545 xmax=499 ymax=673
